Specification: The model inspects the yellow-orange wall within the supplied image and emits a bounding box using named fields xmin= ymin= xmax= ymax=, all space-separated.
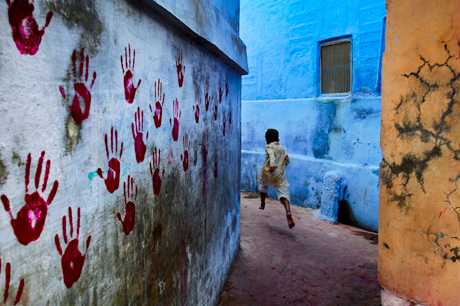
xmin=379 ymin=0 xmax=460 ymax=305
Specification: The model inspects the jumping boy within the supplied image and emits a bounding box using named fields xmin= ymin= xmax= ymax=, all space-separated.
xmin=259 ymin=129 xmax=295 ymax=229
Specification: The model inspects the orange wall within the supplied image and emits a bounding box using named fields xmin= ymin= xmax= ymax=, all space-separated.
xmin=379 ymin=0 xmax=460 ymax=305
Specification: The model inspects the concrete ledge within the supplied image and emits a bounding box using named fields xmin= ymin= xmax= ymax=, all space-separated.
xmin=140 ymin=0 xmax=248 ymax=75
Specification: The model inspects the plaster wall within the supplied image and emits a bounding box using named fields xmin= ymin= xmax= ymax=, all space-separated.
xmin=379 ymin=0 xmax=460 ymax=305
xmin=240 ymin=0 xmax=385 ymax=231
xmin=0 ymin=0 xmax=245 ymax=304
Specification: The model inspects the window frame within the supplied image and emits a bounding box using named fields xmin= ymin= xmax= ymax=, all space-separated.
xmin=318 ymin=36 xmax=353 ymax=95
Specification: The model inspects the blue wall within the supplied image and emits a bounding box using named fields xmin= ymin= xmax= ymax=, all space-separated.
xmin=240 ymin=0 xmax=386 ymax=231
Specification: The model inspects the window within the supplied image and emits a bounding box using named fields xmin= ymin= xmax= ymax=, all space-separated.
xmin=320 ymin=41 xmax=351 ymax=94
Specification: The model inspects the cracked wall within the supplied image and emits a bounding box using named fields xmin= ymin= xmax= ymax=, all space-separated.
xmin=379 ymin=0 xmax=460 ymax=305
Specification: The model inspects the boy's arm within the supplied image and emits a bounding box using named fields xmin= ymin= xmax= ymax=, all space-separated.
xmin=266 ymin=146 xmax=277 ymax=171
xmin=285 ymin=154 xmax=290 ymax=166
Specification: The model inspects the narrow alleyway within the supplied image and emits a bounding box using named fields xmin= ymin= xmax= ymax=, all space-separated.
xmin=219 ymin=192 xmax=380 ymax=306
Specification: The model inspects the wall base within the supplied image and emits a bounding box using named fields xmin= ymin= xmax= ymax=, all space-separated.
xmin=381 ymin=289 xmax=427 ymax=306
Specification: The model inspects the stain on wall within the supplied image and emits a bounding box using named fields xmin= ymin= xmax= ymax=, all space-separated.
xmin=0 ymin=0 xmax=244 ymax=304
xmin=379 ymin=0 xmax=460 ymax=305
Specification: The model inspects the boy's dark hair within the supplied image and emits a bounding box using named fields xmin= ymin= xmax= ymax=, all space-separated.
xmin=265 ymin=129 xmax=279 ymax=144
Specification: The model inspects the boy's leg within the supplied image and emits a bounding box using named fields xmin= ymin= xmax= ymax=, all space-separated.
xmin=281 ymin=197 xmax=295 ymax=229
xmin=258 ymin=181 xmax=269 ymax=210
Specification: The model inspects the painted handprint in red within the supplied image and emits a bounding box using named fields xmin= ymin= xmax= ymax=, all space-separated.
xmin=218 ymin=76 xmax=223 ymax=104
xmin=180 ymin=133 xmax=190 ymax=172
xmin=212 ymin=149 xmax=218 ymax=178
xmin=59 ymin=49 xmax=97 ymax=124
xmin=0 ymin=259 xmax=25 ymax=305
xmin=175 ymin=46 xmax=185 ymax=87
xmin=131 ymin=107 xmax=148 ymax=163
xmin=150 ymin=147 xmax=164 ymax=196
xmin=193 ymin=88 xmax=200 ymax=124
xmin=121 ymin=44 xmax=141 ymax=104
xmin=6 ymin=0 xmax=53 ymax=55
xmin=213 ymin=91 xmax=218 ymax=121
xmin=169 ymin=98 xmax=181 ymax=141
xmin=222 ymin=111 xmax=226 ymax=137
xmin=149 ymin=79 xmax=165 ymax=128
xmin=97 ymin=127 xmax=123 ymax=194
xmin=204 ymin=80 xmax=210 ymax=112
xmin=202 ymin=131 xmax=208 ymax=196
xmin=1 ymin=151 xmax=59 ymax=245
xmin=55 ymin=207 xmax=91 ymax=289
xmin=117 ymin=176 xmax=137 ymax=235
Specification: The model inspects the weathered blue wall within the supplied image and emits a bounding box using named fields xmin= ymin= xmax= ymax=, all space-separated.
xmin=240 ymin=0 xmax=385 ymax=231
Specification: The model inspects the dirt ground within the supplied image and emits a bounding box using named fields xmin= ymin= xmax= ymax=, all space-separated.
xmin=218 ymin=192 xmax=380 ymax=306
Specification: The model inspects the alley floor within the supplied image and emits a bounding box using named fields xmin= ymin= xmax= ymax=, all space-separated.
xmin=219 ymin=192 xmax=380 ymax=306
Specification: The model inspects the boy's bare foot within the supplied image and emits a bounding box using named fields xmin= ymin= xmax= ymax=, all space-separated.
xmin=259 ymin=202 xmax=265 ymax=210
xmin=286 ymin=212 xmax=295 ymax=229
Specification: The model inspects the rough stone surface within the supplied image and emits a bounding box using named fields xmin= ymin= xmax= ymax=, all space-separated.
xmin=0 ymin=0 xmax=245 ymax=304
xmin=240 ymin=0 xmax=385 ymax=232
xmin=319 ymin=171 xmax=346 ymax=223
xmin=219 ymin=192 xmax=380 ymax=305
xmin=379 ymin=1 xmax=460 ymax=305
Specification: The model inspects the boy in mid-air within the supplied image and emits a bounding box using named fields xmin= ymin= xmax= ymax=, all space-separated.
xmin=259 ymin=129 xmax=295 ymax=229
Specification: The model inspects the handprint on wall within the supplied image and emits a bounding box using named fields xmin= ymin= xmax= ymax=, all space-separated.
xmin=225 ymin=74 xmax=229 ymax=97
xmin=1 ymin=151 xmax=59 ymax=245
xmin=55 ymin=207 xmax=91 ymax=289
xmin=202 ymin=131 xmax=208 ymax=196
xmin=6 ymin=0 xmax=53 ymax=55
xmin=180 ymin=133 xmax=190 ymax=172
xmin=149 ymin=79 xmax=165 ymax=128
xmin=117 ymin=176 xmax=137 ymax=235
xmin=131 ymin=107 xmax=148 ymax=163
xmin=212 ymin=149 xmax=218 ymax=178
xmin=0 ymin=259 xmax=25 ymax=305
xmin=213 ymin=91 xmax=218 ymax=121
xmin=218 ymin=76 xmax=223 ymax=104
xmin=169 ymin=98 xmax=181 ymax=141
xmin=59 ymin=48 xmax=97 ymax=124
xmin=97 ymin=127 xmax=123 ymax=193
xmin=175 ymin=46 xmax=185 ymax=87
xmin=150 ymin=147 xmax=164 ymax=196
xmin=193 ymin=88 xmax=200 ymax=124
xmin=204 ymin=80 xmax=210 ymax=112
xmin=121 ymin=44 xmax=141 ymax=104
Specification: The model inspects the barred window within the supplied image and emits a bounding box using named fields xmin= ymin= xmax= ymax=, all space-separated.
xmin=320 ymin=41 xmax=351 ymax=94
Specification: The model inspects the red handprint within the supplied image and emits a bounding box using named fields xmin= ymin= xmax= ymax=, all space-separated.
xmin=150 ymin=147 xmax=164 ymax=196
xmin=193 ymin=88 xmax=200 ymax=124
xmin=97 ymin=127 xmax=123 ymax=194
xmin=1 ymin=151 xmax=59 ymax=245
xmin=149 ymin=79 xmax=165 ymax=128
xmin=180 ymin=133 xmax=190 ymax=172
xmin=117 ymin=176 xmax=137 ymax=235
xmin=218 ymin=76 xmax=223 ymax=104
xmin=213 ymin=92 xmax=218 ymax=121
xmin=0 ymin=259 xmax=25 ymax=305
xmin=222 ymin=111 xmax=226 ymax=137
xmin=202 ymin=131 xmax=208 ymax=196
xmin=6 ymin=0 xmax=53 ymax=55
xmin=204 ymin=80 xmax=210 ymax=112
xmin=175 ymin=46 xmax=185 ymax=87
xmin=55 ymin=207 xmax=91 ymax=289
xmin=169 ymin=98 xmax=181 ymax=141
xmin=121 ymin=44 xmax=141 ymax=104
xmin=59 ymin=49 xmax=97 ymax=124
xmin=131 ymin=107 xmax=148 ymax=163
xmin=212 ymin=149 xmax=218 ymax=178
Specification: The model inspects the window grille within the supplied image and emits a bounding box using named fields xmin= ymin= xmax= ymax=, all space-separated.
xmin=321 ymin=41 xmax=351 ymax=94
